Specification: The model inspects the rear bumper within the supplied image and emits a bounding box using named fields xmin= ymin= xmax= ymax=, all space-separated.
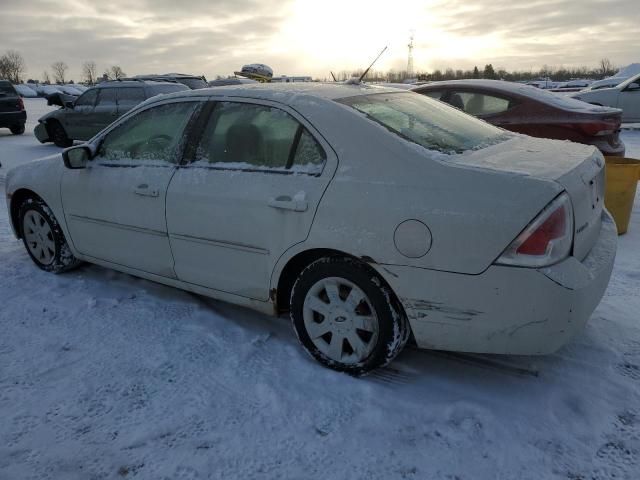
xmin=376 ymin=211 xmax=617 ymax=355
xmin=34 ymin=122 xmax=49 ymax=143
xmin=0 ymin=111 xmax=26 ymax=128
xmin=592 ymin=138 xmax=625 ymax=157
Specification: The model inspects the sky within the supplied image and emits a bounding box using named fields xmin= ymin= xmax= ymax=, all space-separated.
xmin=0 ymin=0 xmax=638 ymax=82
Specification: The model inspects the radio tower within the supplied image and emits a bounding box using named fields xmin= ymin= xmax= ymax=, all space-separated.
xmin=407 ymin=33 xmax=415 ymax=78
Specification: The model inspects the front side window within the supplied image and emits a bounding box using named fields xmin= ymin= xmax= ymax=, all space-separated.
xmin=451 ymin=92 xmax=513 ymax=116
xmin=75 ymin=89 xmax=98 ymax=107
xmin=96 ymin=102 xmax=199 ymax=164
xmin=96 ymin=88 xmax=117 ymax=107
xmin=338 ymin=92 xmax=507 ymax=154
xmin=194 ymin=102 xmax=326 ymax=174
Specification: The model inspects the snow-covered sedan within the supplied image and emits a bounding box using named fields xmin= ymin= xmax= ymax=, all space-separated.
xmin=572 ymin=73 xmax=640 ymax=122
xmin=5 ymin=84 xmax=617 ymax=374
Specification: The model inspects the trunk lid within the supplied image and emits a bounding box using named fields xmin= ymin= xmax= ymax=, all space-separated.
xmin=449 ymin=135 xmax=605 ymax=261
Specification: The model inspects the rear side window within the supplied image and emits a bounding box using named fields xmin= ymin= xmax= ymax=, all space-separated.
xmin=117 ymin=87 xmax=145 ymax=110
xmin=194 ymin=102 xmax=326 ymax=174
xmin=75 ymin=89 xmax=98 ymax=107
xmin=0 ymin=83 xmax=17 ymax=96
xmin=338 ymin=92 xmax=506 ymax=154
xmin=451 ymin=92 xmax=513 ymax=116
xmin=421 ymin=90 xmax=445 ymax=100
xmin=96 ymin=102 xmax=199 ymax=164
xmin=96 ymin=88 xmax=117 ymax=107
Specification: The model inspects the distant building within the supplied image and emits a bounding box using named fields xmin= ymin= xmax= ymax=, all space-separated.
xmin=270 ymin=75 xmax=313 ymax=83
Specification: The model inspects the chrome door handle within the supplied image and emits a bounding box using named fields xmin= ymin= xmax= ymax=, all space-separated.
xmin=134 ymin=184 xmax=159 ymax=197
xmin=268 ymin=195 xmax=308 ymax=212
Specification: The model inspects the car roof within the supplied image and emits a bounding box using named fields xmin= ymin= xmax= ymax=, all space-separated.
xmin=96 ymin=80 xmax=182 ymax=89
xmin=150 ymin=82 xmax=405 ymax=104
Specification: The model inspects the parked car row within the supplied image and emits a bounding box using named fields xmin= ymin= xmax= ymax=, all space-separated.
xmin=5 ymin=82 xmax=617 ymax=373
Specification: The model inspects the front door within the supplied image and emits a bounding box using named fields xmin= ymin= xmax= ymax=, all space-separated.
xmin=61 ymin=100 xmax=202 ymax=277
xmin=618 ymin=85 xmax=640 ymax=122
xmin=64 ymin=89 xmax=98 ymax=140
xmin=166 ymin=100 xmax=336 ymax=300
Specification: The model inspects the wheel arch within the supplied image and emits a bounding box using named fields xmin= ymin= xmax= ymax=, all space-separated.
xmin=9 ymin=188 xmax=44 ymax=239
xmin=274 ymin=248 xmax=410 ymax=328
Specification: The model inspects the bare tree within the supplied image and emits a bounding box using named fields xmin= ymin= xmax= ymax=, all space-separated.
xmin=0 ymin=50 xmax=26 ymax=83
xmin=598 ymin=58 xmax=615 ymax=78
xmin=42 ymin=70 xmax=50 ymax=84
xmin=110 ymin=65 xmax=126 ymax=80
xmin=82 ymin=60 xmax=97 ymax=85
xmin=51 ymin=61 xmax=69 ymax=84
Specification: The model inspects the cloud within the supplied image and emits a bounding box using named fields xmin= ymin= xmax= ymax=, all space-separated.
xmin=0 ymin=0 xmax=638 ymax=81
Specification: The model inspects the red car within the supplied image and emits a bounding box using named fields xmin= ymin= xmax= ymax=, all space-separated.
xmin=412 ymin=80 xmax=625 ymax=156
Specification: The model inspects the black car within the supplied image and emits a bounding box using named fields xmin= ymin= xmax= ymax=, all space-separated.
xmin=34 ymin=79 xmax=189 ymax=147
xmin=0 ymin=80 xmax=26 ymax=135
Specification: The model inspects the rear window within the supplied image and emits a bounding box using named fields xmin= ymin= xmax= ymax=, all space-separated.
xmin=177 ymin=78 xmax=208 ymax=90
xmin=0 ymin=82 xmax=17 ymax=96
xmin=338 ymin=92 xmax=506 ymax=154
xmin=149 ymin=84 xmax=190 ymax=96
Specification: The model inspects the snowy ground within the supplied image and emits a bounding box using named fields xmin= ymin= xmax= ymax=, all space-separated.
xmin=1 ymin=99 xmax=640 ymax=480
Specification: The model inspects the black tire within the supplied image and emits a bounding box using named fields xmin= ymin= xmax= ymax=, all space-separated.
xmin=18 ymin=197 xmax=82 ymax=273
xmin=10 ymin=124 xmax=25 ymax=135
xmin=290 ymin=257 xmax=409 ymax=375
xmin=47 ymin=121 xmax=73 ymax=148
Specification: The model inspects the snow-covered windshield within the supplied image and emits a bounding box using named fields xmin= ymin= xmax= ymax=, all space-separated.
xmin=338 ymin=92 xmax=506 ymax=154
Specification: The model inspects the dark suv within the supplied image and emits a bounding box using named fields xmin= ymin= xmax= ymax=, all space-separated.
xmin=34 ymin=79 xmax=189 ymax=147
xmin=0 ymin=80 xmax=26 ymax=135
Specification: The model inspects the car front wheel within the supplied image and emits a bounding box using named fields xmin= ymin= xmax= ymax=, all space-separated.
xmin=19 ymin=197 xmax=81 ymax=273
xmin=48 ymin=121 xmax=73 ymax=148
xmin=290 ymin=257 xmax=409 ymax=375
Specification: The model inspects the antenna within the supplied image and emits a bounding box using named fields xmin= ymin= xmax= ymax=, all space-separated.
xmin=330 ymin=71 xmax=337 ymax=82
xmin=407 ymin=32 xmax=415 ymax=77
xmin=358 ymin=46 xmax=388 ymax=83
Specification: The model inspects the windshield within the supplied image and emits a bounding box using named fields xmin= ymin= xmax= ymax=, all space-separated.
xmin=177 ymin=78 xmax=208 ymax=90
xmin=338 ymin=92 xmax=506 ymax=154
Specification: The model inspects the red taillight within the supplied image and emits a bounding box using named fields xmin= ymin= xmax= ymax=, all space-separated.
xmin=17 ymin=97 xmax=24 ymax=111
xmin=496 ymin=193 xmax=574 ymax=268
xmin=516 ymin=207 xmax=566 ymax=255
xmin=579 ymin=119 xmax=620 ymax=137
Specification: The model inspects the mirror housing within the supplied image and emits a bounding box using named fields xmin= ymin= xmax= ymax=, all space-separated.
xmin=62 ymin=145 xmax=92 ymax=169
xmin=626 ymin=82 xmax=640 ymax=91
xmin=64 ymin=100 xmax=75 ymax=109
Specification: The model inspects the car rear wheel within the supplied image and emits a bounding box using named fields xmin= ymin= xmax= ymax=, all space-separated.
xmin=10 ymin=124 xmax=25 ymax=135
xmin=290 ymin=257 xmax=409 ymax=375
xmin=19 ymin=197 xmax=82 ymax=273
xmin=48 ymin=121 xmax=73 ymax=148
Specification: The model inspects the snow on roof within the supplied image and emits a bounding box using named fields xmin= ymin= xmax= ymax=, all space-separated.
xmin=415 ymin=79 xmax=618 ymax=113
xmin=150 ymin=82 xmax=404 ymax=105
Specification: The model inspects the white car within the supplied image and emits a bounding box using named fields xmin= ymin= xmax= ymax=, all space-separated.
xmin=572 ymin=73 xmax=640 ymax=122
xmin=13 ymin=84 xmax=38 ymax=98
xmin=5 ymin=84 xmax=617 ymax=374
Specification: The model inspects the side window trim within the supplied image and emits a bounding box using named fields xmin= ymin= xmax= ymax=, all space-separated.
xmin=180 ymin=96 xmax=328 ymax=176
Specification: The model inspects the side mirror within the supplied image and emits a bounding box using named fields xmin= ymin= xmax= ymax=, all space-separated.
xmin=62 ymin=145 xmax=92 ymax=169
xmin=626 ymin=82 xmax=640 ymax=91
xmin=64 ymin=100 xmax=75 ymax=109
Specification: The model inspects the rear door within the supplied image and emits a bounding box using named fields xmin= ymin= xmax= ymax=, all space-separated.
xmin=166 ymin=99 xmax=337 ymax=300
xmin=116 ymin=87 xmax=146 ymax=115
xmin=64 ymin=89 xmax=98 ymax=140
xmin=61 ymin=99 xmax=203 ymax=276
